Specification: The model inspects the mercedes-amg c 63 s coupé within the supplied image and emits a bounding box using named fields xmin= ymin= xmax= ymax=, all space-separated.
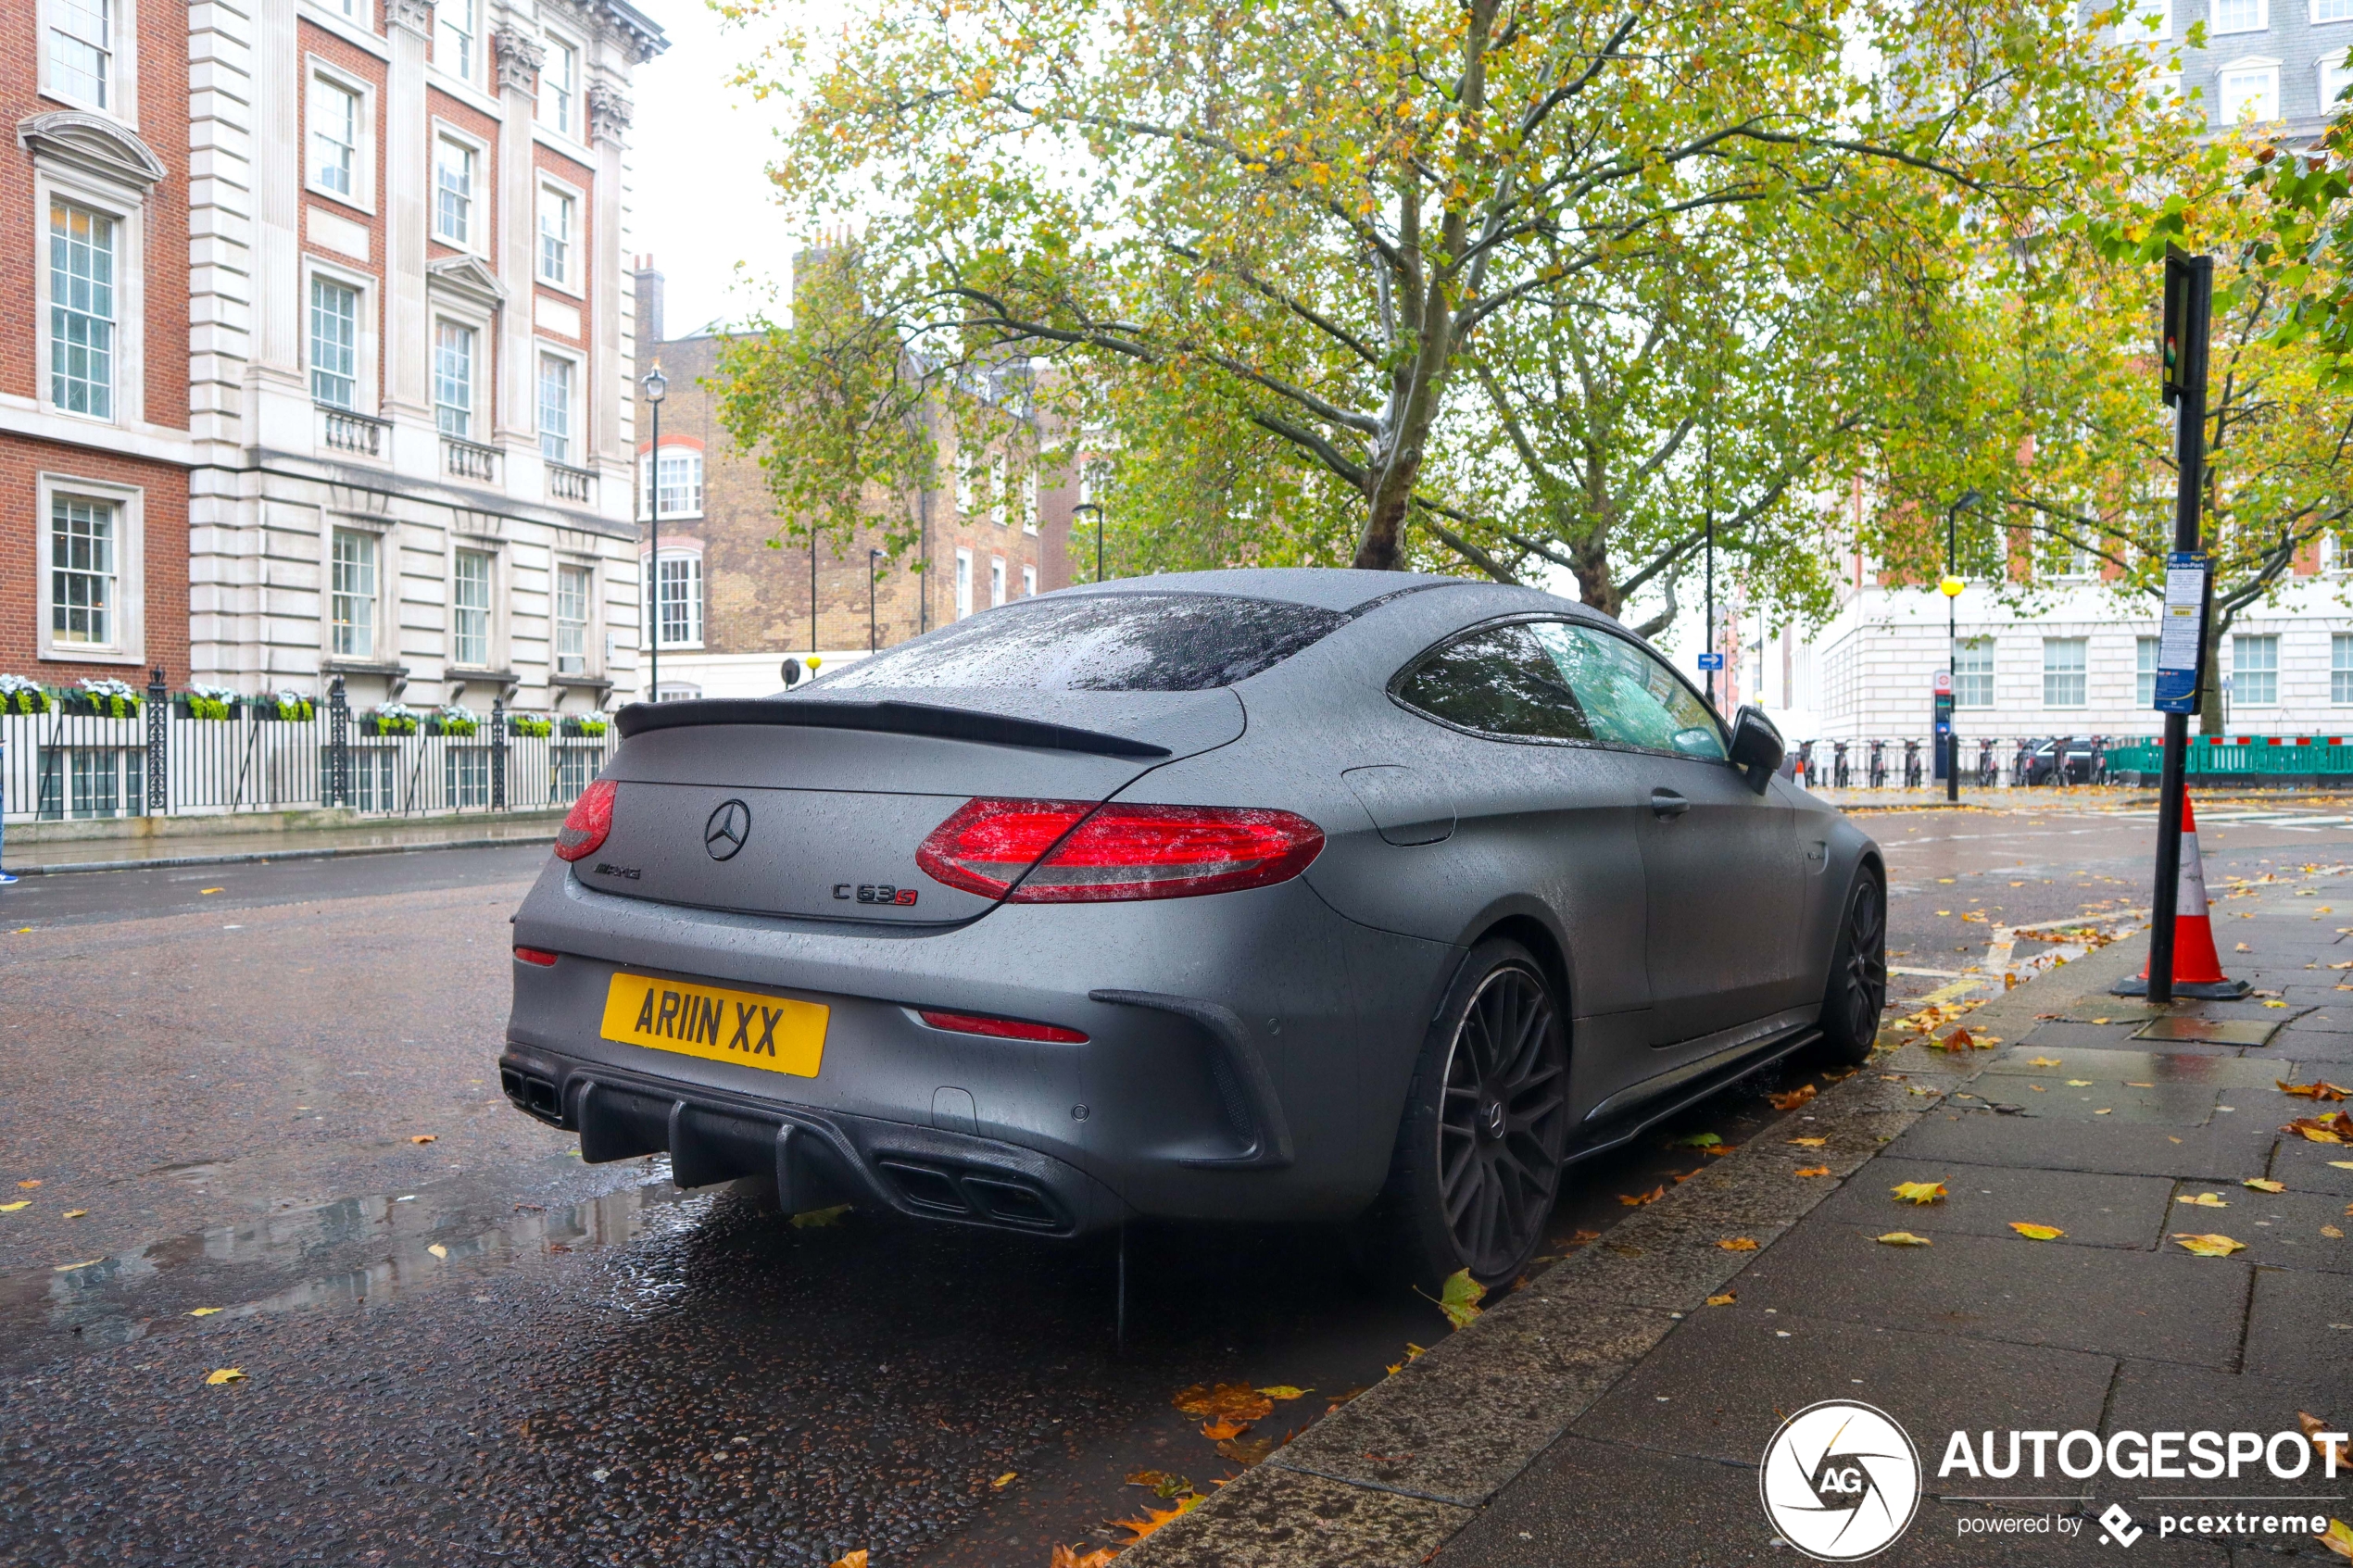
xmin=501 ymin=569 xmax=1884 ymax=1287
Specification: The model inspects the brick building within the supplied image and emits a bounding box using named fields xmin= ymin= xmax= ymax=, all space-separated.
xmin=628 ymin=260 xmax=1079 ymax=699
xmin=6 ymin=0 xmax=665 ymax=734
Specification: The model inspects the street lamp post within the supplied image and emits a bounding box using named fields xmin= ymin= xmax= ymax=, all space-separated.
xmin=1073 ymin=502 xmax=1104 ymax=583
xmin=868 ymin=547 xmax=882 ymax=653
xmin=1941 ymin=490 xmax=1981 ymax=803
xmin=640 ymin=364 xmax=667 ymax=702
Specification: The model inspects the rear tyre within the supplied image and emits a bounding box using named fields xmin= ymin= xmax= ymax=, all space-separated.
xmin=1816 ymin=871 xmax=1887 ymax=1067
xmin=1376 ymin=940 xmax=1570 ymax=1294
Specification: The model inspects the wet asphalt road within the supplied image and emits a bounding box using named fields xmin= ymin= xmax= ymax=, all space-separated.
xmin=3 ymin=796 xmax=2349 ymax=1567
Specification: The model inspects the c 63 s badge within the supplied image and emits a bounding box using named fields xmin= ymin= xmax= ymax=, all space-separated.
xmin=835 ymin=884 xmax=918 ymax=907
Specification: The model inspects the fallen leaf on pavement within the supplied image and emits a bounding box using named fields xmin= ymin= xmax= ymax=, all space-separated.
xmin=1114 ymin=1494 xmax=1204 ymax=1545
xmin=790 ymin=1204 xmax=850 ymax=1228
xmin=2064 ymin=1079 xmax=2093 ymax=1086
xmin=1706 ymin=1293 xmax=1737 ymax=1307
xmin=1931 ymin=1028 xmax=1975 ymax=1051
xmin=1618 ymin=1186 xmax=1666 ymax=1207
xmin=1717 ymin=1236 xmax=1760 ymax=1251
xmin=1673 ymin=1132 xmax=1725 ymax=1148
xmin=2009 ymin=1223 xmax=2065 ymax=1241
xmin=1215 ymin=1436 xmax=1275 ymax=1465
xmin=2334 ymin=1161 xmax=2353 ymax=1171
xmin=1891 ymin=1181 xmax=1947 ymax=1205
xmin=2303 ymin=1415 xmax=2352 ymax=1474
xmin=2281 ymin=1081 xmax=2353 ymax=1100
xmin=993 ymin=1472 xmax=1017 ymax=1488
xmin=1174 ymin=1383 xmax=1274 ymax=1424
xmin=409 ymin=1135 xmax=436 ymax=1145
xmin=1787 ymin=1136 xmax=1828 ymax=1148
xmin=2245 ymin=1178 xmax=2287 ymax=1193
xmin=17 ymin=1180 xmax=40 ymax=1189
xmin=2025 ymin=1057 xmax=2064 ymax=1068
xmin=1768 ymin=1085 xmax=1817 ymax=1111
xmin=1126 ymin=1470 xmax=1198 ymax=1499
xmin=1428 ymin=1268 xmax=1485 ymax=1328
xmin=2285 ymin=1112 xmax=2353 ymax=1145
xmin=199 ymin=887 xmax=224 ymax=896
xmin=2171 ymin=1233 xmax=2248 ymax=1257
xmin=2265 ymin=1000 xmax=2291 ymax=1009
xmin=2095 ymin=1109 xmax=2113 ymax=1116
xmin=1875 ymin=1232 xmax=1933 ymax=1247
xmin=427 ymin=1243 xmax=448 ymax=1260
xmin=2316 ymin=1518 xmax=2353 ymax=1561
xmin=1256 ymin=1386 xmax=1309 ymax=1400
xmin=1565 ymin=1228 xmax=1602 ymax=1246
xmin=60 ymin=1209 xmax=85 ymax=1219
xmin=206 ymin=1368 xmax=245 ymax=1386
xmin=51 ymin=1260 xmax=101 ymax=1273
xmin=0 ymin=1201 xmax=27 ymax=1213
xmin=2179 ymin=1193 xmax=2230 ymax=1208
xmin=2237 ymin=943 xmax=2253 ymax=952
xmin=1051 ymin=1547 xmax=1116 ymax=1568
xmin=827 ymin=1553 xmax=867 ymax=1568
xmin=2326 ymin=1225 xmax=2346 ymax=1238
xmin=189 ymin=1307 xmax=222 ymax=1317
xmin=1793 ymin=1165 xmax=1831 ymax=1178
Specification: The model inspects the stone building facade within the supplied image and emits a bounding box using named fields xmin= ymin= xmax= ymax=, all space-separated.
xmin=628 ymin=262 xmax=1078 ymax=699
xmin=2098 ymin=0 xmax=2353 ymax=138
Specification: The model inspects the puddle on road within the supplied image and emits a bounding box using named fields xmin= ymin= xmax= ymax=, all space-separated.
xmin=0 ymin=1160 xmax=698 ymax=1366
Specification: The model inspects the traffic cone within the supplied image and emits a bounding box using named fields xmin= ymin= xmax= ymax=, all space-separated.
xmin=2114 ymin=793 xmax=2250 ymax=999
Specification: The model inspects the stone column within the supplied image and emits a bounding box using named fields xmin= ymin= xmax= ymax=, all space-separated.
xmin=493 ymin=25 xmax=545 ymax=449
xmin=587 ymin=81 xmax=632 ymax=473
xmin=384 ymin=0 xmax=433 ymax=429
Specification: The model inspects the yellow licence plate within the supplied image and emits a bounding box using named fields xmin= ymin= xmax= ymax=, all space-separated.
xmin=599 ymin=972 xmax=828 ymax=1078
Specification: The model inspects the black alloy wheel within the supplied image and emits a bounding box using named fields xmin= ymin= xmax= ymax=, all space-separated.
xmin=1380 ymin=939 xmax=1570 ymax=1290
xmin=1818 ymin=872 xmax=1887 ymax=1066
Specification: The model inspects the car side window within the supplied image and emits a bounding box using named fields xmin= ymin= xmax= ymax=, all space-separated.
xmin=1535 ymin=623 xmax=1728 ymax=760
xmin=1395 ymin=623 xmax=1595 ymax=743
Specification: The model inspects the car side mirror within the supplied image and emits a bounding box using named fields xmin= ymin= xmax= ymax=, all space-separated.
xmin=1728 ymin=705 xmax=1784 ymax=794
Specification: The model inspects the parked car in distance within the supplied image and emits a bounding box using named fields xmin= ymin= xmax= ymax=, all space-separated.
xmin=502 ymin=571 xmax=1884 ymax=1288
xmin=2021 ymin=736 xmax=2096 ymax=785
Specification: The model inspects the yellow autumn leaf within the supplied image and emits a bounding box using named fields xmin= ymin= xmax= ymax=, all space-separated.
xmin=2009 ymin=1222 xmax=2066 ymax=1241
xmin=61 ymin=1210 xmax=85 ymax=1219
xmin=2179 ymin=1192 xmax=2230 ymax=1208
xmin=2025 ymin=1056 xmax=2063 ymax=1067
xmin=2064 ymin=1079 xmax=2093 ymax=1086
xmin=992 ymin=1472 xmax=1016 ymax=1488
xmin=1794 ymin=1165 xmax=1831 ymax=1178
xmin=427 ymin=1243 xmax=448 ymax=1260
xmin=1706 ymin=1292 xmax=1737 ymax=1306
xmin=206 ymin=1368 xmax=245 ymax=1386
xmin=2325 ymin=1225 xmax=2346 ymax=1238
xmin=1876 ymin=1232 xmax=1933 ymax=1246
xmin=0 ymin=1201 xmax=28 ymax=1212
xmin=2171 ymin=1233 xmax=2248 ymax=1257
xmin=1717 ymin=1236 xmax=1759 ymax=1251
xmin=51 ymin=1260 xmax=101 ymax=1273
xmin=2316 ymin=1518 xmax=2353 ymax=1561
xmin=409 ymin=1135 xmax=436 ymax=1145
xmin=790 ymin=1204 xmax=850 ymax=1228
xmin=1787 ymin=1136 xmax=1828 ymax=1148
xmin=2245 ymin=1178 xmax=2287 ymax=1193
xmin=189 ymin=1307 xmax=223 ymax=1317
xmin=19 ymin=1180 xmax=42 ymax=1189
xmin=2334 ymin=1161 xmax=2353 ymax=1170
xmin=1891 ymin=1181 xmax=1947 ymax=1205
xmin=1256 ymin=1386 xmax=1309 ymax=1400
xmin=827 ymin=1553 xmax=869 ymax=1568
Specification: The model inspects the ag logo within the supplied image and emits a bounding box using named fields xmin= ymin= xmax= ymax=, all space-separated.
xmin=1758 ymin=1400 xmax=1921 ymax=1562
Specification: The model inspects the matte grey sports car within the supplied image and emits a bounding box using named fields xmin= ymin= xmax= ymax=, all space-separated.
xmin=502 ymin=570 xmax=1884 ymax=1287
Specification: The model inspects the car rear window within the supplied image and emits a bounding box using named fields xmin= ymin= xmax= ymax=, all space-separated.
xmin=814 ymin=593 xmax=1348 ymax=692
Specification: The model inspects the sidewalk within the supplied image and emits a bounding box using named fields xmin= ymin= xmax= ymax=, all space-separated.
xmin=1126 ymin=881 xmax=2352 ymax=1566
xmin=0 ymin=808 xmax=567 ymax=873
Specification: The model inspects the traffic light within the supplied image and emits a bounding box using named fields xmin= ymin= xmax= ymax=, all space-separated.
xmin=2160 ymin=245 xmax=2209 ymax=408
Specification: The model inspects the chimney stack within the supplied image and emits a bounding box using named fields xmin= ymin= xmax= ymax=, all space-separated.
xmin=633 ymin=255 xmax=665 ymax=350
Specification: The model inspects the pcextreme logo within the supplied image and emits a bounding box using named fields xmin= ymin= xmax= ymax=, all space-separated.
xmin=1759 ymin=1401 xmax=1923 ymax=1562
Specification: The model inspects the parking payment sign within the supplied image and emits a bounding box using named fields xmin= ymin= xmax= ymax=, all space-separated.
xmin=1932 ymin=671 xmax=1952 ymax=696
xmin=2153 ymin=551 xmax=2208 ymax=714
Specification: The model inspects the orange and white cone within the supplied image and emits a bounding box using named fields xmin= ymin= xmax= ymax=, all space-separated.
xmin=2115 ymin=793 xmax=2250 ymax=999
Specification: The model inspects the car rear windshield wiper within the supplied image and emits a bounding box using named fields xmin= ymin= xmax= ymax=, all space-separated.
xmin=614 ymin=697 xmax=1175 ymax=759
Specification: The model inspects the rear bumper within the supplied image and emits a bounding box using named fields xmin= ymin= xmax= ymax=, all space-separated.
xmin=499 ymin=1045 xmax=1128 ymax=1237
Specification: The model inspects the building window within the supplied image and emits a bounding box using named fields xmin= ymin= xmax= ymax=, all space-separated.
xmin=2233 ymin=633 xmax=2278 ymax=706
xmin=2322 ymin=0 xmax=2353 ymax=20
xmin=2334 ymin=633 xmax=2353 ymax=706
xmin=954 ymin=547 xmax=973 ymax=620
xmin=310 ymin=77 xmax=359 ymax=198
xmin=2042 ymin=638 xmax=2087 ymax=708
xmin=1021 ymin=470 xmax=1039 ymax=534
xmin=640 ymin=448 xmax=703 ymax=519
xmin=434 ymin=320 xmax=473 ymax=437
xmin=645 ymin=552 xmax=702 ymax=647
xmin=48 ymin=0 xmax=112 ymax=107
xmin=1953 ymin=637 xmax=1994 ymax=709
xmin=989 ymin=454 xmax=1010 ymax=527
xmin=2218 ymin=62 xmax=2281 ymax=120
xmin=1022 ymin=564 xmax=1037 ymax=597
xmin=2322 ymin=54 xmax=2353 ymax=114
xmin=537 ymin=188 xmax=573 ymax=285
xmin=555 ymin=563 xmax=591 ymax=674
xmin=434 ymin=137 xmax=474 ymax=246
xmin=50 ymin=493 xmax=117 ymax=647
xmin=989 ymin=556 xmax=1007 ymax=608
xmin=538 ymin=354 xmax=573 ymax=462
xmin=310 ymin=276 xmax=359 ymax=408
xmin=2137 ymin=635 xmax=2159 ymax=709
xmin=2324 ymin=533 xmax=2347 ymax=575
xmin=452 ymin=548 xmax=492 ymax=668
xmin=539 ymin=39 xmax=577 ymax=134
xmin=2213 ymin=0 xmax=2267 ymax=30
xmin=332 ymin=527 xmax=377 ymax=659
xmin=49 ymin=201 xmax=116 ymax=420
xmin=435 ymin=0 xmax=476 ymax=79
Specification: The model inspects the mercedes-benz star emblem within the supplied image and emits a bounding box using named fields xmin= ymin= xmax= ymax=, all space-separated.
xmin=704 ymin=800 xmax=750 ymax=861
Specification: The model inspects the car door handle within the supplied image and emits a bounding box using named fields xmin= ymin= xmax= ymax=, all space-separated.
xmin=1650 ymin=788 xmax=1690 ymax=820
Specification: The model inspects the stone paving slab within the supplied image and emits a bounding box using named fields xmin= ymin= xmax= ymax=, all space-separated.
xmin=1883 ymin=1113 xmax=2279 ymax=1181
xmin=2271 ymin=1140 xmax=2353 ymax=1195
xmin=1980 ymin=1047 xmax=2289 ymax=1088
xmin=1809 ymin=1159 xmax=2174 ymax=1249
xmin=1730 ymin=1218 xmax=2253 ymax=1367
xmin=1944 ymin=1084 xmax=2224 ymax=1124
xmin=2104 ymin=1360 xmax=2344 ymax=1460
xmin=2160 ymin=1183 xmax=2353 ymax=1273
xmin=2242 ymin=1267 xmax=2353 ymax=1386
xmin=1567 ymin=1310 xmax=2116 ymax=1469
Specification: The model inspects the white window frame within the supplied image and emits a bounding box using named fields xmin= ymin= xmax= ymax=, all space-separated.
xmin=954 ymin=546 xmax=974 ymax=620
xmin=2137 ymin=635 xmax=2159 ymax=709
xmin=535 ymin=178 xmax=584 ymax=295
xmin=327 ymin=522 xmax=384 ymax=661
xmin=449 ymin=543 xmax=500 ymax=671
xmin=554 ymin=558 xmax=598 ymax=675
xmin=306 ymin=0 xmax=371 ymax=23
xmin=40 ymin=0 xmax=137 ymax=123
xmin=955 ymin=445 xmax=979 ymax=518
xmin=989 ymin=453 xmax=1010 ymax=528
xmin=641 ymin=546 xmax=705 ymax=650
xmin=2211 ymin=0 xmax=2268 ymax=31
xmin=35 ymin=471 xmax=145 ymax=666
xmin=431 ymin=127 xmax=487 ymax=253
xmin=989 ymin=555 xmax=1006 ymax=608
xmin=1020 ymin=467 xmax=1038 ymax=534
xmin=304 ymin=60 xmax=376 ymax=213
xmin=2322 ymin=532 xmax=2348 ymax=575
xmin=537 ymin=32 xmax=580 ymax=139
xmin=2320 ymin=52 xmax=2353 ymax=113
xmin=432 ymin=315 xmax=484 ymax=439
xmin=1953 ymin=636 xmax=1995 ymax=709
xmin=2232 ymin=633 xmax=2279 ymax=706
xmin=434 ymin=0 xmax=479 ymax=84
xmin=2333 ymin=633 xmax=2353 ymax=706
xmin=2115 ymin=0 xmax=2171 ymax=36
xmin=2041 ymin=637 xmax=2088 ymax=709
xmin=2216 ymin=57 xmax=2283 ymax=121
xmin=2320 ymin=0 xmax=2353 ymax=23
xmin=37 ymin=173 xmax=143 ymax=429
xmin=639 ymin=445 xmax=704 ymax=520
xmin=1021 ymin=563 xmax=1038 ymax=597
xmin=538 ymin=345 xmax=582 ymax=464
xmin=303 ymin=257 xmax=378 ymax=414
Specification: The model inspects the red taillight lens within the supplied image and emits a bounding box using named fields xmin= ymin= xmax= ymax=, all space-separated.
xmin=513 ymin=947 xmax=560 ymax=967
xmin=917 ymin=1009 xmax=1088 ymax=1044
xmin=916 ymin=798 xmax=1324 ymax=903
xmin=554 ymin=777 xmax=617 ymax=863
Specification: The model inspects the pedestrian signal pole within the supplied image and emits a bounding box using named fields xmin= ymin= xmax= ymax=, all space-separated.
xmin=2145 ymin=246 xmax=2214 ymax=1005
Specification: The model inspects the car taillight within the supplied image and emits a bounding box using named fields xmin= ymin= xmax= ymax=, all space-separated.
xmin=916 ymin=798 xmax=1324 ymax=902
xmin=917 ymin=1009 xmax=1088 ymax=1044
xmin=513 ymin=947 xmax=560 ymax=967
xmin=554 ymin=777 xmax=617 ymax=863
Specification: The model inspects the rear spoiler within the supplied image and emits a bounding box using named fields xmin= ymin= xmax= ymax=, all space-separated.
xmin=613 ymin=697 xmax=1174 ymax=759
